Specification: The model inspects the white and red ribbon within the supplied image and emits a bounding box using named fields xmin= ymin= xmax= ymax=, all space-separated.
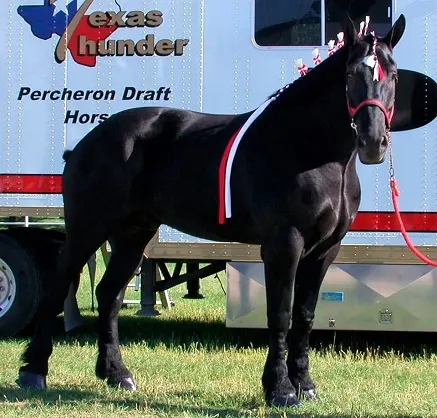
xmin=358 ymin=16 xmax=371 ymax=38
xmin=358 ymin=21 xmax=365 ymax=38
xmin=218 ymin=86 xmax=291 ymax=223
xmin=327 ymin=39 xmax=336 ymax=56
xmin=336 ymin=32 xmax=344 ymax=49
xmin=295 ymin=58 xmax=309 ymax=76
xmin=361 ymin=31 xmax=385 ymax=82
xmin=312 ymin=48 xmax=322 ymax=66
xmin=364 ymin=15 xmax=370 ymax=36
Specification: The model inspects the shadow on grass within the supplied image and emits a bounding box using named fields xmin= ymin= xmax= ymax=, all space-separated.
xmin=0 ymin=385 xmax=425 ymax=418
xmin=11 ymin=311 xmax=437 ymax=360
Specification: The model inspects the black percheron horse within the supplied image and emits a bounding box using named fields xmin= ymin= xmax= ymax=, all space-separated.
xmin=17 ymin=15 xmax=406 ymax=408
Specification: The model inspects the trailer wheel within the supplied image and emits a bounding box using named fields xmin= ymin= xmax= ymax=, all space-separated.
xmin=0 ymin=234 xmax=40 ymax=338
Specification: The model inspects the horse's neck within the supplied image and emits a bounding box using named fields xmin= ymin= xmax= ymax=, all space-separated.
xmin=268 ymin=80 xmax=356 ymax=163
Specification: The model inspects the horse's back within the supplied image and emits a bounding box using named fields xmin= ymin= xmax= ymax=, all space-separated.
xmin=70 ymin=106 xmax=242 ymax=154
xmin=61 ymin=105 xmax=251 ymax=238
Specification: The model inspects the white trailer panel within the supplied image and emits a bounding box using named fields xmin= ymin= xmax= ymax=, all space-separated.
xmin=1 ymin=0 xmax=437 ymax=334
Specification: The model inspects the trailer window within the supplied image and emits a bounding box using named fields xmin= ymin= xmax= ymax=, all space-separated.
xmin=254 ymin=0 xmax=393 ymax=47
xmin=325 ymin=0 xmax=393 ymax=44
xmin=254 ymin=0 xmax=322 ymax=46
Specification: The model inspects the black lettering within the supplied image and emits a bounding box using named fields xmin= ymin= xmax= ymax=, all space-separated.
xmin=64 ymin=110 xmax=79 ymax=124
xmin=90 ymin=114 xmax=100 ymax=123
xmin=61 ymin=88 xmax=73 ymax=101
xmin=50 ymin=91 xmax=61 ymax=100
xmin=73 ymin=90 xmax=84 ymax=100
xmin=104 ymin=90 xmax=116 ymax=101
xmin=99 ymin=114 xmax=109 ymax=123
xmin=93 ymin=91 xmax=103 ymax=100
xmin=79 ymin=113 xmax=90 ymax=124
xmin=122 ymin=87 xmax=136 ymax=100
xmin=17 ymin=87 xmax=31 ymax=100
xmin=155 ymin=87 xmax=165 ymax=100
xmin=163 ymin=87 xmax=171 ymax=100
xmin=144 ymin=90 xmax=155 ymax=100
xmin=136 ymin=90 xmax=146 ymax=100
xmin=30 ymin=91 xmax=41 ymax=100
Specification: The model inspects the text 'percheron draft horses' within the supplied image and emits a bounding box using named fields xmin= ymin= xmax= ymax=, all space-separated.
xmin=17 ymin=13 xmax=406 ymax=408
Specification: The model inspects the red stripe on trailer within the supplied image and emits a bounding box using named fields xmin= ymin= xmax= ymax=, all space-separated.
xmin=349 ymin=212 xmax=437 ymax=233
xmin=0 ymin=174 xmax=62 ymax=194
xmin=1 ymin=175 xmax=437 ymax=233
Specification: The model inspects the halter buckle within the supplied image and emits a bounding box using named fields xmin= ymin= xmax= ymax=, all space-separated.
xmin=350 ymin=121 xmax=358 ymax=135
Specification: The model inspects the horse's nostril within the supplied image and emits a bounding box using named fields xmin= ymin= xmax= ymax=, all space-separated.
xmin=381 ymin=136 xmax=388 ymax=147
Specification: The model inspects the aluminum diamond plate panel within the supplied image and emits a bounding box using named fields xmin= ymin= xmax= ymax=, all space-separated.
xmin=226 ymin=262 xmax=437 ymax=332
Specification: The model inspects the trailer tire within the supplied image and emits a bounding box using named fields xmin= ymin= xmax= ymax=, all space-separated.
xmin=0 ymin=234 xmax=40 ymax=338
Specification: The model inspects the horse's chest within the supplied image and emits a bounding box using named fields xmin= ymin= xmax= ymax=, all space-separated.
xmin=298 ymin=171 xmax=360 ymax=243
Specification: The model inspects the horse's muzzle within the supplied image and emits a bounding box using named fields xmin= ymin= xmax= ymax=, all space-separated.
xmin=357 ymin=134 xmax=388 ymax=164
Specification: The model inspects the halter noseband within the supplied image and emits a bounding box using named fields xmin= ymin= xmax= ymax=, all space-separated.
xmin=346 ymin=97 xmax=395 ymax=134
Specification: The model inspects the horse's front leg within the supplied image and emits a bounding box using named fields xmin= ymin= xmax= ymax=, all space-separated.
xmin=261 ymin=231 xmax=304 ymax=408
xmin=287 ymin=242 xmax=341 ymax=401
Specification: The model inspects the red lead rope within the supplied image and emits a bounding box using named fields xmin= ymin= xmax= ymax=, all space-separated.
xmin=388 ymin=142 xmax=437 ymax=266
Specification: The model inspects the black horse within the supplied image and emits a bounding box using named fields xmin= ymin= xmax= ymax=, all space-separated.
xmin=17 ymin=15 xmax=406 ymax=408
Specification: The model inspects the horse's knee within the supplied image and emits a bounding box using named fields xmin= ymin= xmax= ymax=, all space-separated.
xmin=293 ymin=307 xmax=315 ymax=332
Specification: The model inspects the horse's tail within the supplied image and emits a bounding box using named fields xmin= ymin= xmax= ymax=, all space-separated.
xmin=62 ymin=150 xmax=72 ymax=162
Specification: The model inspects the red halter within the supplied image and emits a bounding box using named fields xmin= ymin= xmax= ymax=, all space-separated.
xmin=346 ymin=97 xmax=395 ymax=129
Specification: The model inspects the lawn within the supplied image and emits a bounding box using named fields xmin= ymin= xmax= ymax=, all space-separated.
xmin=1 ymin=254 xmax=437 ymax=417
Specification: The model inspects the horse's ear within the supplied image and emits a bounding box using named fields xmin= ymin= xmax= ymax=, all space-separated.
xmin=383 ymin=14 xmax=406 ymax=49
xmin=342 ymin=13 xmax=358 ymax=46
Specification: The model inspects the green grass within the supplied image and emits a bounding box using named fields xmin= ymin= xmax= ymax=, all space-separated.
xmin=1 ymin=255 xmax=437 ymax=417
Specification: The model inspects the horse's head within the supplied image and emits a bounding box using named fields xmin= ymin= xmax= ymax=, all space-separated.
xmin=343 ymin=14 xmax=406 ymax=164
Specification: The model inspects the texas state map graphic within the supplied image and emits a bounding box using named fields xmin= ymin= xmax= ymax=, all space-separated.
xmin=17 ymin=0 xmax=118 ymax=67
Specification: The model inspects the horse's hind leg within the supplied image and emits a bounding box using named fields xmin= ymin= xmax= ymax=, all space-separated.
xmin=287 ymin=242 xmax=341 ymax=401
xmin=17 ymin=224 xmax=106 ymax=389
xmin=95 ymin=227 xmax=156 ymax=391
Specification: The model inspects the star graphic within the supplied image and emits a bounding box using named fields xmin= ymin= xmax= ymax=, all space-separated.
xmin=50 ymin=0 xmax=69 ymax=15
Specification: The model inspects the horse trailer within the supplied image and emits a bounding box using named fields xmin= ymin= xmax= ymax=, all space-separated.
xmin=1 ymin=0 xmax=437 ymax=337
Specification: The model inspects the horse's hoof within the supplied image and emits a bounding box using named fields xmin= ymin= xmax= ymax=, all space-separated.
xmin=107 ymin=377 xmax=137 ymax=391
xmin=16 ymin=371 xmax=47 ymax=390
xmin=302 ymin=389 xmax=317 ymax=401
xmin=266 ymin=393 xmax=302 ymax=408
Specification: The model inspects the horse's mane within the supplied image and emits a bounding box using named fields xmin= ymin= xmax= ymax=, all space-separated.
xmin=265 ymin=30 xmax=397 ymax=112
xmin=266 ymin=46 xmax=350 ymax=109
